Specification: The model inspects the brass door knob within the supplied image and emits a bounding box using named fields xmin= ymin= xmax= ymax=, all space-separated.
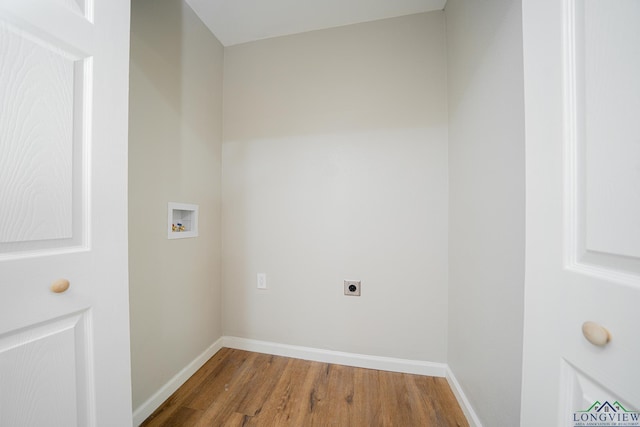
xmin=582 ymin=321 xmax=611 ymax=347
xmin=50 ymin=278 xmax=70 ymax=293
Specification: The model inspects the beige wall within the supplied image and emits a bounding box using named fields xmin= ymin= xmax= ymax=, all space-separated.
xmin=222 ymin=12 xmax=449 ymax=361
xmin=128 ymin=0 xmax=224 ymax=410
xmin=446 ymin=0 xmax=525 ymax=425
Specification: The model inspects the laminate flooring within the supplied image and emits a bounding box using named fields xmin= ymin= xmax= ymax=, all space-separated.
xmin=141 ymin=348 xmax=469 ymax=427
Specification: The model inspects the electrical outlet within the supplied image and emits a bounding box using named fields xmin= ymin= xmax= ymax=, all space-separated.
xmin=257 ymin=273 xmax=267 ymax=289
xmin=344 ymin=280 xmax=361 ymax=296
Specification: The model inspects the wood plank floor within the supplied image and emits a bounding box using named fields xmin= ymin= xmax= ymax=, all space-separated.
xmin=141 ymin=348 xmax=469 ymax=427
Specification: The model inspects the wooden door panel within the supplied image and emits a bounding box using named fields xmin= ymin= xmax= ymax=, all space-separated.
xmin=565 ymin=0 xmax=640 ymax=278
xmin=0 ymin=23 xmax=74 ymax=244
xmin=581 ymin=0 xmax=640 ymax=262
xmin=560 ymin=361 xmax=638 ymax=425
xmin=0 ymin=15 xmax=90 ymax=259
xmin=0 ymin=311 xmax=92 ymax=427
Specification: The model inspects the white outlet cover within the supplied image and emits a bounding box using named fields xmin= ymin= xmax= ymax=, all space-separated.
xmin=344 ymin=280 xmax=361 ymax=296
xmin=257 ymin=273 xmax=267 ymax=289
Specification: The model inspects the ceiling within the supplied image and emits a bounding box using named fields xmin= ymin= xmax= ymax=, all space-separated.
xmin=184 ymin=0 xmax=447 ymax=46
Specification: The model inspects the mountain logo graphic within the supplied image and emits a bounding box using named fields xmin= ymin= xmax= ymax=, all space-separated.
xmin=580 ymin=401 xmax=633 ymax=413
xmin=573 ymin=400 xmax=640 ymax=427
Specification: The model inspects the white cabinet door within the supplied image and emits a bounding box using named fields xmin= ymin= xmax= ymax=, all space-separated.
xmin=0 ymin=1 xmax=132 ymax=426
xmin=522 ymin=0 xmax=640 ymax=426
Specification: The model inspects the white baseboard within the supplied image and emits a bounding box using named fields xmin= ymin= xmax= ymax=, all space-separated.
xmin=222 ymin=336 xmax=447 ymax=377
xmin=446 ymin=367 xmax=483 ymax=427
xmin=132 ymin=337 xmax=224 ymax=426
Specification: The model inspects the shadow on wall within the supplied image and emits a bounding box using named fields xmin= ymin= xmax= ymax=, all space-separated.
xmin=445 ymin=0 xmax=517 ymax=117
xmin=223 ymin=13 xmax=447 ymax=143
xmin=130 ymin=0 xmax=222 ymax=149
xmin=128 ymin=0 xmax=224 ymax=411
xmin=128 ymin=0 xmax=187 ymax=411
xmin=129 ymin=0 xmax=185 ymax=170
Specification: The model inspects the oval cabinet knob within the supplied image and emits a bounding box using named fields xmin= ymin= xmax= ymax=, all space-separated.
xmin=50 ymin=278 xmax=70 ymax=294
xmin=582 ymin=321 xmax=610 ymax=347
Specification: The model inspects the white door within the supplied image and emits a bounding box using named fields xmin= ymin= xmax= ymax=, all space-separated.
xmin=522 ymin=0 xmax=640 ymax=426
xmin=0 ymin=1 xmax=132 ymax=426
